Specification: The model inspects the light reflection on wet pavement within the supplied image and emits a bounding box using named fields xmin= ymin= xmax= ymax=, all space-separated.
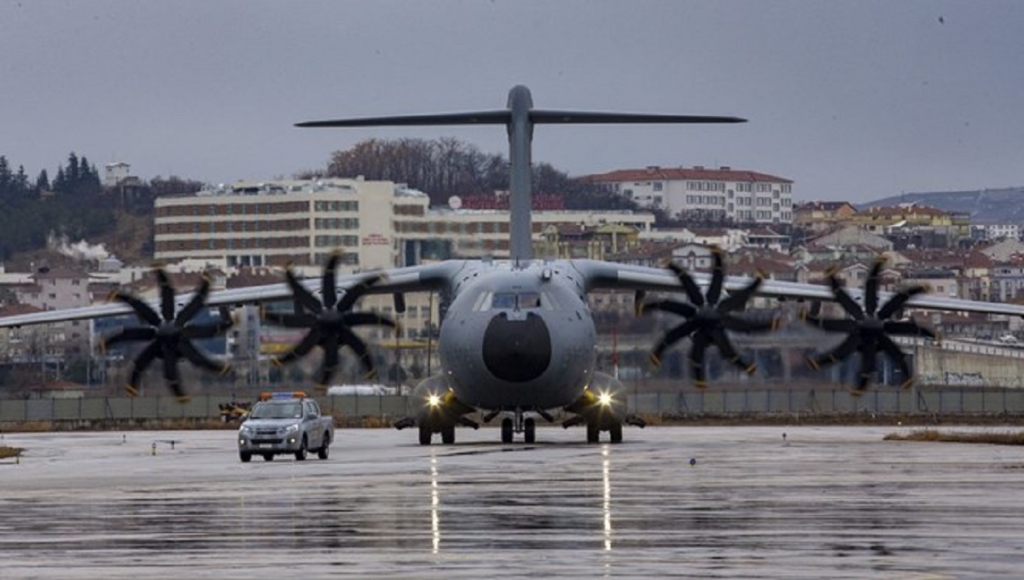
xmin=2 ymin=426 xmax=1024 ymax=578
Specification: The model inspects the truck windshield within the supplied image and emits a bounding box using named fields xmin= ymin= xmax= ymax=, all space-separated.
xmin=250 ymin=402 xmax=303 ymax=419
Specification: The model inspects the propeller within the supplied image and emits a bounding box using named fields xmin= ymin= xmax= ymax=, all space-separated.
xmin=803 ymin=258 xmax=936 ymax=392
xmin=267 ymin=254 xmax=397 ymax=388
xmin=101 ymin=269 xmax=234 ymax=401
xmin=642 ymin=247 xmax=778 ymax=387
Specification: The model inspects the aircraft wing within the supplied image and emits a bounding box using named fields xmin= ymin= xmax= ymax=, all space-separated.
xmin=0 ymin=262 xmax=459 ymax=329
xmin=573 ymin=259 xmax=1024 ymax=318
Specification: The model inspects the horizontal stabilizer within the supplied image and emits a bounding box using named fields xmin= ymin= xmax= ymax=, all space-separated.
xmin=297 ymin=110 xmax=745 ymax=128
xmin=529 ymin=110 xmax=746 ymax=124
xmin=296 ymin=110 xmax=511 ymax=128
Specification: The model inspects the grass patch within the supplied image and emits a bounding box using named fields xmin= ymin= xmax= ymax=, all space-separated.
xmin=0 ymin=446 xmax=25 ymax=459
xmin=884 ymin=429 xmax=1024 ymax=445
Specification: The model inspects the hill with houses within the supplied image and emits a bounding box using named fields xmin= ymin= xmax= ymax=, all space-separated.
xmin=861 ymin=187 xmax=1024 ymax=224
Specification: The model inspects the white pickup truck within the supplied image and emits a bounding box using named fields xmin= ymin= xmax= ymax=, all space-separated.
xmin=237 ymin=392 xmax=334 ymax=463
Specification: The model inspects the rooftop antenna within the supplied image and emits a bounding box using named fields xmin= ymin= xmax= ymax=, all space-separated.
xmin=296 ymin=85 xmax=746 ymax=264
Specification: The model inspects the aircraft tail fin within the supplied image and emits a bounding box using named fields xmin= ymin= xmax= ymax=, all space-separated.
xmin=296 ymin=86 xmax=747 ymax=264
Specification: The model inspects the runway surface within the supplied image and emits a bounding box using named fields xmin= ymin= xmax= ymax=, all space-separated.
xmin=2 ymin=425 xmax=1023 ymax=578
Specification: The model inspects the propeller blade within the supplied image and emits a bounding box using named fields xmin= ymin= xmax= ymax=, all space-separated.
xmin=161 ymin=346 xmax=186 ymax=401
xmin=315 ymin=332 xmax=341 ymax=387
xmin=640 ymin=300 xmax=697 ymax=319
xmin=717 ymin=273 xmax=763 ymax=313
xmin=884 ymin=320 xmax=936 ymax=339
xmin=804 ymin=316 xmax=860 ymax=334
xmin=633 ymin=290 xmax=646 ymax=316
xmin=688 ymin=332 xmax=710 ymax=387
xmin=343 ymin=312 xmax=398 ymax=329
xmin=284 ymin=268 xmax=323 ymax=314
xmin=808 ymin=333 xmax=861 ymax=370
xmin=179 ymin=340 xmax=230 ymax=374
xmin=273 ymin=328 xmax=322 ymax=365
xmin=667 ymin=262 xmax=704 ymax=306
xmin=101 ymin=326 xmax=156 ymax=350
xmin=263 ymin=311 xmax=317 ymax=328
xmin=706 ymin=247 xmax=725 ymax=304
xmin=710 ymin=327 xmax=756 ymax=374
xmin=321 ymin=253 xmax=342 ymax=309
xmin=878 ymin=334 xmax=913 ymax=388
xmin=341 ymin=326 xmax=377 ymax=379
xmin=722 ymin=313 xmax=777 ymax=333
xmin=864 ymin=258 xmax=885 ymax=316
xmin=155 ymin=269 xmax=176 ymax=321
xmin=877 ymin=285 xmax=928 ymax=320
xmin=828 ymin=273 xmax=865 ymax=320
xmin=182 ymin=319 xmax=234 ymax=340
xmin=337 ymin=273 xmax=386 ymax=312
xmin=649 ymin=319 xmax=699 ymax=366
xmin=856 ymin=340 xmax=878 ymax=392
xmin=126 ymin=341 xmax=161 ymax=396
xmin=112 ymin=291 xmax=162 ymax=327
xmin=175 ymin=275 xmax=211 ymax=325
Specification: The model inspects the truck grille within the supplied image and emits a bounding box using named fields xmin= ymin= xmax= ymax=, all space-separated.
xmin=253 ymin=437 xmax=284 ymax=445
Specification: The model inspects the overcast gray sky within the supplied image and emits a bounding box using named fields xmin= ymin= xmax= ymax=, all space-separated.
xmin=2 ymin=0 xmax=1021 ymax=203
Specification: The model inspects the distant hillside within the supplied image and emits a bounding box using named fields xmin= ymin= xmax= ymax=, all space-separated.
xmin=860 ymin=187 xmax=1024 ymax=224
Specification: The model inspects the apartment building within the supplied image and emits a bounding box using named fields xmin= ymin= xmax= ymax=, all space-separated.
xmin=584 ymin=165 xmax=794 ymax=225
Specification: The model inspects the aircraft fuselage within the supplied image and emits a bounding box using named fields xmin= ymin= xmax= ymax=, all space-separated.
xmin=437 ymin=260 xmax=597 ymax=410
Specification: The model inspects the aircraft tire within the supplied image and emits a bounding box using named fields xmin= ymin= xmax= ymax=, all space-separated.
xmin=501 ymin=418 xmax=514 ymax=443
xmin=441 ymin=426 xmax=455 ymax=444
xmin=586 ymin=422 xmax=600 ymax=444
xmin=609 ymin=423 xmax=623 ymax=443
xmin=419 ymin=426 xmax=432 ymax=445
xmin=240 ymin=452 xmax=252 ymax=463
xmin=295 ymin=436 xmax=308 ymax=461
xmin=524 ymin=418 xmax=536 ymax=443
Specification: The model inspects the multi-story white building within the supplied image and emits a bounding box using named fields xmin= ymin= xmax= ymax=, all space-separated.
xmin=585 ymin=165 xmax=794 ymax=225
xmin=154 ymin=178 xmax=657 ymax=271
xmin=154 ymin=178 xmax=428 ymax=272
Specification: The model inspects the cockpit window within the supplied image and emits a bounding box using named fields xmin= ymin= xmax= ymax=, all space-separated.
xmin=492 ymin=293 xmax=516 ymax=309
xmin=491 ymin=292 xmax=542 ymax=310
xmin=519 ymin=292 xmax=541 ymax=308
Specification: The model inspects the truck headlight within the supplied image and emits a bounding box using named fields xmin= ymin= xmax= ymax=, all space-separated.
xmin=285 ymin=424 xmax=300 ymax=434
xmin=239 ymin=425 xmax=252 ymax=435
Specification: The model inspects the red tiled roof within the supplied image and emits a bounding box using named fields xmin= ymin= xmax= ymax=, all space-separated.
xmin=584 ymin=166 xmax=792 ymax=184
xmin=0 ymin=303 xmax=44 ymax=316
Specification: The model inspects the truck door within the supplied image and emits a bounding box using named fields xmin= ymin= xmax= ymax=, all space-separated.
xmin=304 ymin=400 xmax=323 ymax=447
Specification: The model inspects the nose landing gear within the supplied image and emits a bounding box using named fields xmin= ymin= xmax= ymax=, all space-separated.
xmin=500 ymin=408 xmax=539 ymax=443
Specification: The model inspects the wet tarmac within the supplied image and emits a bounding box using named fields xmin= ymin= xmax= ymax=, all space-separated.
xmin=2 ymin=425 xmax=1024 ymax=579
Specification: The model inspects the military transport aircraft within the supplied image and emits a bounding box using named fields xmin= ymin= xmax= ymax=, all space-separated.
xmin=3 ymin=86 xmax=1024 ymax=445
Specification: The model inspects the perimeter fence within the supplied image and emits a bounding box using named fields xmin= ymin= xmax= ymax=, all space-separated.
xmin=3 ymin=386 xmax=1024 ymax=425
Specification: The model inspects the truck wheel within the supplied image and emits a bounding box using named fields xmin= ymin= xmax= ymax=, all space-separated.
xmin=240 ymin=452 xmax=252 ymax=463
xmin=295 ymin=436 xmax=308 ymax=461
xmin=317 ymin=433 xmax=330 ymax=460
xmin=263 ymin=453 xmax=274 ymax=461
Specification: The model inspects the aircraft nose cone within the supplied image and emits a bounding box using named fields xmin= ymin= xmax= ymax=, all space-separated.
xmin=482 ymin=312 xmax=551 ymax=383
